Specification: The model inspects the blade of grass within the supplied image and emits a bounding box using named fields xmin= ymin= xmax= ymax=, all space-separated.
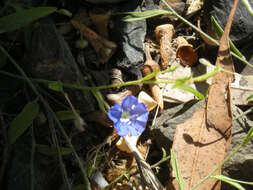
xmin=241 ymin=0 xmax=253 ymax=15
xmin=211 ymin=16 xmax=244 ymax=58
xmin=212 ymin=175 xmax=253 ymax=186
xmin=37 ymin=144 xmax=73 ymax=156
xmin=121 ymin=10 xmax=171 ymax=22
xmin=8 ymin=101 xmax=39 ymax=145
xmin=173 ymin=83 xmax=205 ymax=100
xmin=0 ymin=7 xmax=57 ymax=33
xmin=56 ymin=110 xmax=80 ymax=121
xmin=211 ymin=175 xmax=245 ymax=190
xmin=171 ymin=149 xmax=185 ymax=190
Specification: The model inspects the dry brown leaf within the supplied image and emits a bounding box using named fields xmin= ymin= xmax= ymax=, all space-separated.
xmin=171 ymin=107 xmax=226 ymax=190
xmin=206 ymin=0 xmax=238 ymax=140
xmin=170 ymin=0 xmax=239 ymax=189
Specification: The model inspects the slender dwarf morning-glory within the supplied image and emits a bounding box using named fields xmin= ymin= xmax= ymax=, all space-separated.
xmin=108 ymin=96 xmax=149 ymax=136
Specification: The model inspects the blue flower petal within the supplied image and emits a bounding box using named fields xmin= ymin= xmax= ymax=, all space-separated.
xmin=129 ymin=102 xmax=148 ymax=117
xmin=136 ymin=112 xmax=149 ymax=123
xmin=129 ymin=122 xmax=145 ymax=136
xmin=122 ymin=96 xmax=138 ymax=112
xmin=114 ymin=120 xmax=130 ymax=136
xmin=108 ymin=104 xmax=122 ymax=123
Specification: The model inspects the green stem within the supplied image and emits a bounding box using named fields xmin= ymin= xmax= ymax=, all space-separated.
xmin=233 ymin=107 xmax=253 ymax=121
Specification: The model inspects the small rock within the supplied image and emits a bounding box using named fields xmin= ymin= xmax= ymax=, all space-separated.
xmin=204 ymin=0 xmax=253 ymax=46
xmin=26 ymin=20 xmax=97 ymax=114
xmin=112 ymin=1 xmax=147 ymax=78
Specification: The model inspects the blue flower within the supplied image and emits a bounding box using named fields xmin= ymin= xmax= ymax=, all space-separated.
xmin=108 ymin=96 xmax=149 ymax=137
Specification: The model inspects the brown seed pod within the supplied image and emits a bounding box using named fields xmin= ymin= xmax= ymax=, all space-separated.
xmin=155 ymin=24 xmax=175 ymax=70
xmin=142 ymin=44 xmax=164 ymax=110
xmin=176 ymin=36 xmax=198 ymax=67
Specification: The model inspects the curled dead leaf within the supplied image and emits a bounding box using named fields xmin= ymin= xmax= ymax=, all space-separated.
xmin=138 ymin=91 xmax=158 ymax=111
xmin=110 ymin=68 xmax=123 ymax=91
xmin=116 ymin=136 xmax=139 ymax=153
xmin=176 ymin=36 xmax=198 ymax=67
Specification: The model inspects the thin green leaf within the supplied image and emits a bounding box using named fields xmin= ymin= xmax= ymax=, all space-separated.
xmin=91 ymin=89 xmax=107 ymax=114
xmin=211 ymin=175 xmax=246 ymax=190
xmin=121 ymin=10 xmax=171 ymax=22
xmin=171 ymin=149 xmax=185 ymax=190
xmin=213 ymin=175 xmax=253 ymax=186
xmin=241 ymin=0 xmax=253 ymax=15
xmin=242 ymin=127 xmax=253 ymax=146
xmin=247 ymin=94 xmax=253 ymax=102
xmin=141 ymin=67 xmax=159 ymax=81
xmin=173 ymin=83 xmax=205 ymax=100
xmin=37 ymin=144 xmax=73 ymax=156
xmin=57 ymin=9 xmax=72 ymax=17
xmin=160 ymin=64 xmax=179 ymax=74
xmin=8 ymin=101 xmax=39 ymax=144
xmin=0 ymin=7 xmax=57 ymax=32
xmin=211 ymin=16 xmax=244 ymax=58
xmin=193 ymin=59 xmax=221 ymax=82
xmin=56 ymin=110 xmax=80 ymax=121
xmin=48 ymin=81 xmax=64 ymax=93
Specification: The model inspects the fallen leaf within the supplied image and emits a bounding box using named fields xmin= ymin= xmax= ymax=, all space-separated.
xmin=206 ymin=0 xmax=237 ymax=140
xmin=171 ymin=107 xmax=226 ymax=190
xmin=170 ymin=0 xmax=239 ymax=189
